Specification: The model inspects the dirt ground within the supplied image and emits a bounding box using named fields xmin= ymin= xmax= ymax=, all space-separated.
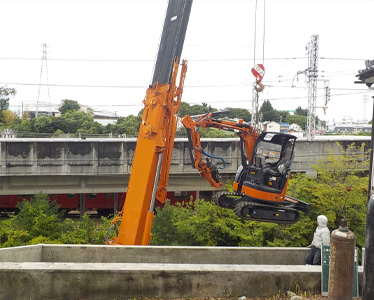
xmin=145 ymin=296 xmax=361 ymax=300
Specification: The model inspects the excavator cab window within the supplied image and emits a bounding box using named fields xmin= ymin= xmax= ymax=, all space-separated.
xmin=254 ymin=140 xmax=282 ymax=165
xmin=245 ymin=132 xmax=296 ymax=194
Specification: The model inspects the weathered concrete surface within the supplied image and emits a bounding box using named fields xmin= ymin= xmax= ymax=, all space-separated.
xmin=0 ymin=244 xmax=310 ymax=264
xmin=40 ymin=244 xmax=310 ymax=264
xmin=0 ymin=136 xmax=370 ymax=195
xmin=0 ymin=262 xmax=325 ymax=300
xmin=0 ymin=245 xmax=364 ymax=300
xmin=0 ymin=244 xmax=41 ymax=262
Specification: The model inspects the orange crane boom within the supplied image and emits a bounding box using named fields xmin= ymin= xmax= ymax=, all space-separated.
xmin=106 ymin=0 xmax=192 ymax=245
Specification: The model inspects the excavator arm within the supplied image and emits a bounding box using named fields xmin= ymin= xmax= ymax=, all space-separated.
xmin=180 ymin=113 xmax=258 ymax=188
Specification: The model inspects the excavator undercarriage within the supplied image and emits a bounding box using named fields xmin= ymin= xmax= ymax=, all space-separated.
xmin=214 ymin=191 xmax=310 ymax=224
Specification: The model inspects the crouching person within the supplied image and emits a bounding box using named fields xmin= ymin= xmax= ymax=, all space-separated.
xmin=305 ymin=215 xmax=330 ymax=265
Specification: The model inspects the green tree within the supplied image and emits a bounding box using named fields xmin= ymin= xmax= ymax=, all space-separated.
xmin=278 ymin=110 xmax=290 ymax=123
xmin=59 ymin=99 xmax=81 ymax=114
xmin=33 ymin=115 xmax=54 ymax=133
xmin=179 ymin=102 xmax=215 ymax=118
xmin=288 ymin=143 xmax=369 ymax=249
xmin=259 ymin=100 xmax=278 ymax=122
xmin=0 ymin=194 xmax=62 ymax=247
xmin=114 ymin=115 xmax=141 ymax=136
xmin=295 ymin=106 xmax=308 ymax=116
xmin=0 ymin=193 xmax=112 ymax=247
xmin=0 ymin=87 xmax=16 ymax=123
xmin=286 ymin=114 xmax=307 ymax=130
xmin=225 ymin=107 xmax=251 ymax=122
xmin=150 ymin=200 xmax=182 ymax=245
xmin=14 ymin=119 xmax=33 ymax=137
xmin=14 ymin=194 xmax=62 ymax=240
xmin=60 ymin=214 xmax=112 ymax=244
xmin=151 ymin=143 xmax=369 ymax=248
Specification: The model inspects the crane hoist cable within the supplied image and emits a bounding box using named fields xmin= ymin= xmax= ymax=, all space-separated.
xmin=253 ymin=0 xmax=266 ymax=66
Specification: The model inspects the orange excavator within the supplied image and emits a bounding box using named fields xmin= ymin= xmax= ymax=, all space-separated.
xmin=106 ymin=0 xmax=309 ymax=246
xmin=181 ymin=112 xmax=310 ymax=224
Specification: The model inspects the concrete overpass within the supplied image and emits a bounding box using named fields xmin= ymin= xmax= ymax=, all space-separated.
xmin=0 ymin=136 xmax=370 ymax=196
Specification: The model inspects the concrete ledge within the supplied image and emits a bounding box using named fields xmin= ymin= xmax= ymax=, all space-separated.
xmin=0 ymin=262 xmax=327 ymax=300
xmin=0 ymin=245 xmax=363 ymax=300
xmin=0 ymin=244 xmax=42 ymax=262
xmin=0 ymin=244 xmax=310 ymax=265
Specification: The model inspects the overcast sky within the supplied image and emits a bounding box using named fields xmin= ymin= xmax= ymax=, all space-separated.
xmin=1 ymin=0 xmax=373 ymax=124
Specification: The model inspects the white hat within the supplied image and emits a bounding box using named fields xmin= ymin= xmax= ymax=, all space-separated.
xmin=317 ymin=215 xmax=328 ymax=226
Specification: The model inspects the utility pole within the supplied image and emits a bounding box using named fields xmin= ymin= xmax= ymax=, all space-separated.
xmin=323 ymin=80 xmax=330 ymax=115
xmin=306 ymin=34 xmax=319 ymax=141
xmin=355 ymin=59 xmax=374 ymax=300
xmin=36 ymin=43 xmax=51 ymax=118
xmin=363 ymin=94 xmax=369 ymax=122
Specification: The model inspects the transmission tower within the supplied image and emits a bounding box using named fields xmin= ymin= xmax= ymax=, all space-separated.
xmin=36 ymin=43 xmax=51 ymax=118
xmin=363 ymin=94 xmax=369 ymax=123
xmin=306 ymin=35 xmax=319 ymax=141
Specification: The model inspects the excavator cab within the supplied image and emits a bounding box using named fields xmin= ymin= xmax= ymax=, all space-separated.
xmin=223 ymin=131 xmax=310 ymax=224
xmin=236 ymin=132 xmax=296 ymax=200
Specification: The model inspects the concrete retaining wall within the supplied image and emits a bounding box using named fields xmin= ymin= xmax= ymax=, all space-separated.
xmin=0 ymin=263 xmax=324 ymax=300
xmin=0 ymin=244 xmax=364 ymax=300
xmin=0 ymin=244 xmax=309 ymax=264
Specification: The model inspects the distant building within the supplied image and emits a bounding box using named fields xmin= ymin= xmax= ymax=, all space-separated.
xmin=92 ymin=109 xmax=118 ymax=126
xmin=287 ymin=123 xmax=304 ymax=138
xmin=289 ymin=123 xmax=302 ymax=132
xmin=332 ymin=123 xmax=371 ymax=134
xmin=341 ymin=116 xmax=353 ymax=124
xmin=263 ymin=121 xmax=280 ymax=132
xmin=22 ymin=101 xmax=60 ymax=118
xmin=19 ymin=102 xmax=119 ymax=126
xmin=287 ymin=128 xmax=304 ymax=138
xmin=279 ymin=122 xmax=290 ymax=133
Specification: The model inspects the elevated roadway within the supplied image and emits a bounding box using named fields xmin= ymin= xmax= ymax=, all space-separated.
xmin=0 ymin=136 xmax=370 ymax=196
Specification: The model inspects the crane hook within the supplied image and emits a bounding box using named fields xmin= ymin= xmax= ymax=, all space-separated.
xmin=254 ymin=80 xmax=264 ymax=92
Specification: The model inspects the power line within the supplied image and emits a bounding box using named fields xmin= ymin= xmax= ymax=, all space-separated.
xmin=7 ymin=90 xmax=369 ymax=113
xmin=0 ymin=56 xmax=368 ymax=62
xmin=1 ymin=81 xmax=371 ymax=93
xmin=320 ymin=57 xmax=367 ymax=61
xmin=0 ymin=56 xmax=307 ymax=62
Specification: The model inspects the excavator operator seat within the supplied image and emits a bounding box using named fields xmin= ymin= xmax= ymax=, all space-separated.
xmin=242 ymin=132 xmax=297 ymax=196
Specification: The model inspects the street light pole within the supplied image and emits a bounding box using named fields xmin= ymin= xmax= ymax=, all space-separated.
xmin=355 ymin=61 xmax=374 ymax=300
xmin=363 ymin=97 xmax=374 ymax=300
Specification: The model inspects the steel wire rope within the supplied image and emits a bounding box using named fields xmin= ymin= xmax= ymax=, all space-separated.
xmin=262 ymin=0 xmax=266 ymax=65
xmin=253 ymin=0 xmax=258 ymax=66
